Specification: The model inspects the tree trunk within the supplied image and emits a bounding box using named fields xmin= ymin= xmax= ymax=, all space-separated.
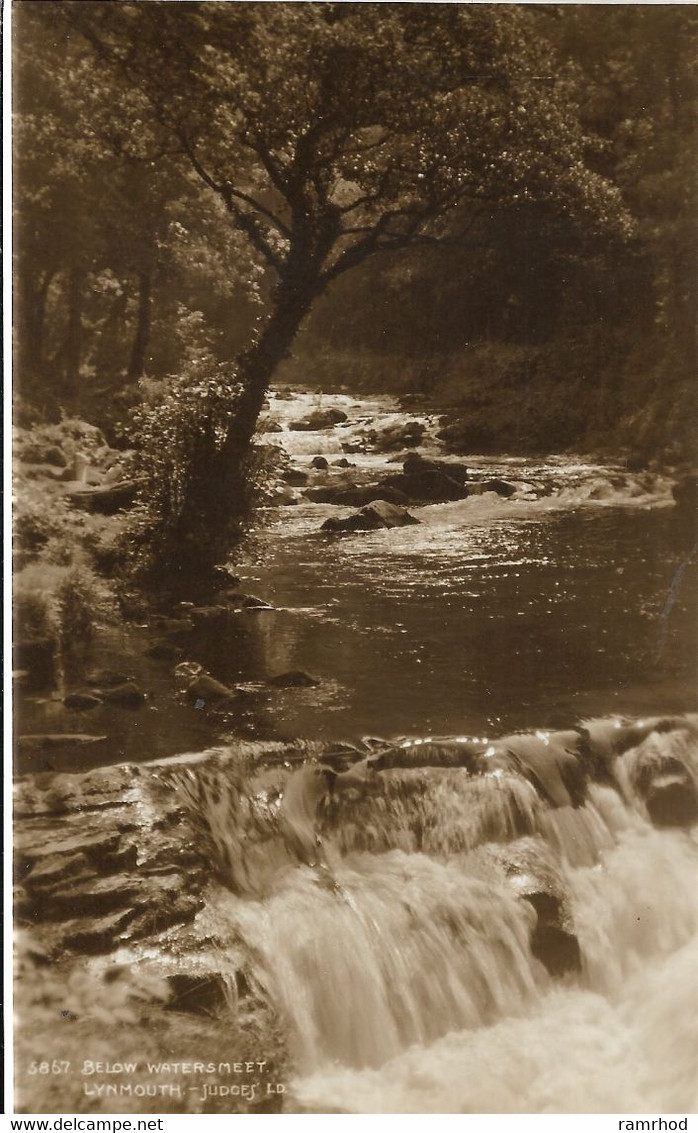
xmin=16 ymin=269 xmax=54 ymax=382
xmin=127 ymin=269 xmax=152 ymax=380
xmin=164 ymin=279 xmax=317 ymax=584
xmin=223 ymin=285 xmax=316 ymax=460
xmin=33 ymin=272 xmax=53 ymax=374
xmin=64 ymin=266 xmax=84 ymax=393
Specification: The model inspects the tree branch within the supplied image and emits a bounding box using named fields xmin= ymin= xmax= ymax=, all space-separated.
xmin=221 ymin=192 xmax=285 ymax=274
xmin=225 ymin=187 xmax=292 ymax=242
xmin=176 ymin=132 xmax=285 ymax=271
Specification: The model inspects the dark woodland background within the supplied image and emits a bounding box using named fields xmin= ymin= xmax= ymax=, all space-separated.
xmin=13 ymin=2 xmax=697 ymax=576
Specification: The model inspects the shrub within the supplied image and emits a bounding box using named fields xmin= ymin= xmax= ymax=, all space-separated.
xmin=122 ymin=352 xmax=261 ymax=578
xmin=14 ymin=500 xmax=61 ymax=553
xmin=56 ymin=568 xmax=99 ymax=649
xmin=14 ymin=588 xmax=56 ymax=643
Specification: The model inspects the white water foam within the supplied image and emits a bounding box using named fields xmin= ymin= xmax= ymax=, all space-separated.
xmin=292 ymin=937 xmax=698 ymax=1113
xmin=290 ymin=823 xmax=698 ymax=1113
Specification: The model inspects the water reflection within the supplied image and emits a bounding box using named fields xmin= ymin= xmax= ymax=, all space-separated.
xmin=237 ymin=508 xmax=696 ymax=741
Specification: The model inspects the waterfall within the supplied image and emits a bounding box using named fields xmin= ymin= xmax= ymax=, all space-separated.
xmin=162 ymin=715 xmax=698 ymax=1112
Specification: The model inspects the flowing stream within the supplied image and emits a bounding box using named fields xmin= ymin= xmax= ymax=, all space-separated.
xmin=238 ymin=391 xmax=695 ymax=738
xmin=156 ymin=391 xmax=697 ymax=1114
xmin=20 ymin=390 xmax=697 ymax=1113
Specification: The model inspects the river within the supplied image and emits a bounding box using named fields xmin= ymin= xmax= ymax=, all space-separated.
xmin=237 ymin=391 xmax=695 ymax=739
xmin=19 ymin=391 xmax=695 ymax=768
xmin=163 ymin=391 xmax=697 ymax=1114
xmin=17 ymin=390 xmax=698 ymax=1115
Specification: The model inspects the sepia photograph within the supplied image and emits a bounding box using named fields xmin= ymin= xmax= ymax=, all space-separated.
xmin=9 ymin=0 xmax=698 ymax=1118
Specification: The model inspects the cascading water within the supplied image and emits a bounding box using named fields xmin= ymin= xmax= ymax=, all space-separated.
xmin=163 ymin=715 xmax=698 ymax=1114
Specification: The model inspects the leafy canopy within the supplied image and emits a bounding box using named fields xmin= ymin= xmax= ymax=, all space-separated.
xmin=65 ymin=1 xmax=632 ymax=296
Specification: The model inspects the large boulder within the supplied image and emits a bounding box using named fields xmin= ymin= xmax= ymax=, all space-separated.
xmin=385 ymin=467 xmax=468 ymax=503
xmin=63 ymin=692 xmax=103 ymax=711
xmin=368 ymin=739 xmax=487 ymax=772
xmin=290 ymin=408 xmax=348 ymax=431
xmin=578 ymin=716 xmax=693 ymax=775
xmin=646 ymin=775 xmax=698 ymax=827
xmin=186 ymin=673 xmax=237 ymax=704
xmin=268 ymin=485 xmax=298 ymax=506
xmin=628 ymin=741 xmax=698 ymax=829
xmin=483 ymin=839 xmax=581 ymax=977
xmin=403 ymin=451 xmax=469 ymax=484
xmin=303 ymin=486 xmax=341 ymax=503
xmin=436 ymin=418 xmax=496 ymax=454
xmin=370 ymin=420 xmax=426 ymax=452
xmin=281 ymin=467 xmax=309 ymax=486
xmin=468 ymin=478 xmax=518 ymax=498
xmin=321 ymin=500 xmax=420 ymax=533
xmin=98 ymin=681 xmax=146 ymax=708
xmin=66 ymin=479 xmax=143 ymax=514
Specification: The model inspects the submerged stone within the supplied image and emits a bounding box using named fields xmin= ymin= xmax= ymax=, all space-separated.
xmin=267 ymin=670 xmax=321 ymax=688
xmin=99 ymin=681 xmax=146 ymax=707
xmin=18 ymin=733 xmax=107 ymax=751
xmin=332 ymin=484 xmax=410 ymax=507
xmin=63 ymin=692 xmax=103 ymax=711
xmin=85 ymin=669 xmax=131 ymax=688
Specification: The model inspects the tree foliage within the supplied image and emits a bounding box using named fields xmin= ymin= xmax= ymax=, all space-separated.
xmin=65 ymin=3 xmax=631 ymax=290
xmin=14 ymin=2 xmax=693 ymax=574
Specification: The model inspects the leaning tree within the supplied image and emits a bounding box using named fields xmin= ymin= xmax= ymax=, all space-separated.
xmin=57 ymin=1 xmax=631 ymax=568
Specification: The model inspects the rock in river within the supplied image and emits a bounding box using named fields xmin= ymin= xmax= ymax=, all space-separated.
xmin=470 ymin=478 xmax=517 ymax=498
xmin=186 ymin=672 xmax=237 ymax=704
xmin=402 ymin=451 xmax=469 ymax=483
xmin=385 ymin=466 xmax=468 ymax=503
xmin=98 ymin=681 xmax=146 ymax=708
xmin=282 ymin=467 xmax=309 ymax=486
xmin=321 ymin=500 xmax=420 ymax=533
xmin=371 ymin=420 xmax=426 ymax=451
xmin=63 ymin=692 xmax=103 ymax=711
xmin=645 ymin=775 xmax=698 ymax=827
xmin=85 ymin=668 xmax=131 ymax=688
xmin=18 ymin=734 xmax=108 ymax=756
xmin=290 ymin=408 xmax=348 ymax=430
xmin=267 ymin=670 xmax=321 ymax=688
